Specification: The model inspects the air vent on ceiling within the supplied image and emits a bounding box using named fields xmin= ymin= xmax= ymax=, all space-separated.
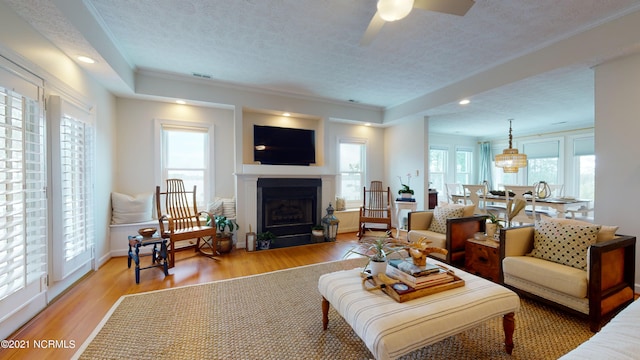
xmin=192 ymin=73 xmax=212 ymax=79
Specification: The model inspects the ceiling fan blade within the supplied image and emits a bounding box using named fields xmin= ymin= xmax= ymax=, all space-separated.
xmin=413 ymin=0 xmax=475 ymax=16
xmin=360 ymin=11 xmax=386 ymax=46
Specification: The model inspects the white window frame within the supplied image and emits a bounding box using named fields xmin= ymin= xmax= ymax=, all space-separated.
xmin=337 ymin=138 xmax=366 ymax=210
xmin=522 ymin=137 xmax=564 ymax=186
xmin=154 ymin=119 xmax=214 ymax=209
xmin=572 ymin=135 xmax=595 ymax=200
xmin=429 ymin=146 xmax=448 ymax=198
xmin=48 ymin=95 xmax=95 ymax=281
xmin=455 ymin=147 xmax=473 ymax=184
xmin=0 ymin=62 xmax=47 ymax=329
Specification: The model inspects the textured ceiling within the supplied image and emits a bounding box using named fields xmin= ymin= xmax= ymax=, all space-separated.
xmin=5 ymin=0 xmax=640 ymax=137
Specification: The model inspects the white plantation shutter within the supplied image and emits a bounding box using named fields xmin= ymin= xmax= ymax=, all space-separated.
xmin=0 ymin=62 xmax=47 ymax=314
xmin=49 ymin=96 xmax=94 ymax=280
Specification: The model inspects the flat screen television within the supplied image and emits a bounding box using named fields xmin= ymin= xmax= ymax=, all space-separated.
xmin=253 ymin=125 xmax=316 ymax=166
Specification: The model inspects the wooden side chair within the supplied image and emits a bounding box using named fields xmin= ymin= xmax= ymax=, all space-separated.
xmin=156 ymin=178 xmax=217 ymax=268
xmin=445 ymin=183 xmax=462 ymax=203
xmin=357 ymin=181 xmax=392 ymax=240
xmin=504 ymin=185 xmax=539 ymax=226
xmin=462 ymin=184 xmax=487 ymax=214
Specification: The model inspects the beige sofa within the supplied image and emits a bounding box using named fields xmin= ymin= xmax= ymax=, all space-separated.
xmin=407 ymin=204 xmax=486 ymax=266
xmin=500 ymin=218 xmax=636 ymax=332
xmin=560 ymin=298 xmax=640 ymax=359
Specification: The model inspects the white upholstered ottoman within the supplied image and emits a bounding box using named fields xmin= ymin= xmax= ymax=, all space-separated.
xmin=318 ymin=261 xmax=520 ymax=360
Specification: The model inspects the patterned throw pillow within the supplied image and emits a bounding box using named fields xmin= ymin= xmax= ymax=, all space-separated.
xmin=428 ymin=206 xmax=464 ymax=234
xmin=528 ymin=220 xmax=601 ymax=271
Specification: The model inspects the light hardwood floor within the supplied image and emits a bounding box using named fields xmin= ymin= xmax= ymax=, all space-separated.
xmin=2 ymin=233 xmax=361 ymax=360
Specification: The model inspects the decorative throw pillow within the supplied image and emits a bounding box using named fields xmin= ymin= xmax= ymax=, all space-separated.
xmin=542 ymin=217 xmax=618 ymax=243
xmin=111 ymin=192 xmax=153 ymax=224
xmin=208 ymin=197 xmax=225 ymax=216
xmin=222 ymin=198 xmax=236 ymax=219
xmin=428 ymin=206 xmax=464 ymax=234
xmin=436 ymin=202 xmax=475 ymax=217
xmin=528 ymin=220 xmax=600 ymax=271
xmin=335 ymin=197 xmax=346 ymax=211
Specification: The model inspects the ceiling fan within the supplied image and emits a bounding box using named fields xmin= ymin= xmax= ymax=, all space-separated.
xmin=361 ymin=0 xmax=475 ymax=45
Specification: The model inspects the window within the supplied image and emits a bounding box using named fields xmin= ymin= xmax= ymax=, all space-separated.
xmin=574 ymin=137 xmax=595 ymax=200
xmin=156 ymin=120 xmax=213 ymax=208
xmin=0 ymin=65 xmax=47 ymax=317
xmin=455 ymin=148 xmax=472 ymax=184
xmin=524 ymin=140 xmax=560 ymax=185
xmin=49 ymin=96 xmax=94 ymax=281
xmin=429 ymin=146 xmax=448 ymax=196
xmin=338 ymin=140 xmax=365 ymax=209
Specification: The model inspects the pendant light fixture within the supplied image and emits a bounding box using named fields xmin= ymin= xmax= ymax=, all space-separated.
xmin=495 ymin=119 xmax=527 ymax=173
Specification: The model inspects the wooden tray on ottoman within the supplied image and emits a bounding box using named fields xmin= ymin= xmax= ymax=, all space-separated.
xmin=362 ymin=272 xmax=465 ymax=302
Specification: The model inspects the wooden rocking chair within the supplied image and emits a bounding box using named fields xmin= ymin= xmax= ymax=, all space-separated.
xmin=156 ymin=179 xmax=218 ymax=268
xmin=357 ymin=181 xmax=392 ymax=240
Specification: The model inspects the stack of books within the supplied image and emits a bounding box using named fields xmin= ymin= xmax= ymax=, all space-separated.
xmin=387 ymin=258 xmax=455 ymax=289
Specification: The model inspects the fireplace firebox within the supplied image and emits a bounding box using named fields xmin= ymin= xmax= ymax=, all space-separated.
xmin=257 ymin=178 xmax=322 ymax=248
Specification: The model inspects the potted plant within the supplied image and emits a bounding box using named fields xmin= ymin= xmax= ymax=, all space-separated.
xmin=311 ymin=225 xmax=324 ymax=237
xmin=256 ymin=231 xmax=276 ymax=250
xmin=344 ymin=231 xmax=405 ymax=275
xmin=486 ymin=212 xmax=503 ymax=239
xmin=397 ymin=174 xmax=414 ymax=199
xmin=311 ymin=225 xmax=324 ymax=243
xmin=211 ymin=215 xmax=239 ymax=253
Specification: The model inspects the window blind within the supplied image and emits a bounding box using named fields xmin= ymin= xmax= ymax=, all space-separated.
xmin=60 ymin=115 xmax=94 ymax=262
xmin=574 ymin=137 xmax=594 ymax=156
xmin=523 ymin=140 xmax=560 ymax=159
xmin=49 ymin=95 xmax=94 ymax=280
xmin=0 ymin=83 xmax=46 ymax=301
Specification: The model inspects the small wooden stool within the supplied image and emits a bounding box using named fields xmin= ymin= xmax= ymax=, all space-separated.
xmin=127 ymin=235 xmax=169 ymax=284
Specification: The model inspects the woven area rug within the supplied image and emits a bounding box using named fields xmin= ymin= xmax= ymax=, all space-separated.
xmin=74 ymin=259 xmax=593 ymax=359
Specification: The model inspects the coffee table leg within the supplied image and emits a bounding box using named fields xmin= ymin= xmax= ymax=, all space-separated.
xmin=503 ymin=312 xmax=515 ymax=354
xmin=322 ymin=296 xmax=330 ymax=330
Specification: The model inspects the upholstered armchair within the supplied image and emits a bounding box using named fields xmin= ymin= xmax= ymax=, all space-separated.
xmin=500 ymin=218 xmax=636 ymax=332
xmin=407 ymin=204 xmax=487 ymax=266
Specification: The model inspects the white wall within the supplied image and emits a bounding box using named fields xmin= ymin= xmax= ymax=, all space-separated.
xmin=114 ymin=98 xmax=235 ymax=197
xmin=594 ymin=52 xmax=640 ymax=288
xmin=385 ymin=117 xmax=428 ymax=210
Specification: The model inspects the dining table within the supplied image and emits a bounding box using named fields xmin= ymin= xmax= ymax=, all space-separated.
xmin=451 ymin=193 xmax=591 ymax=218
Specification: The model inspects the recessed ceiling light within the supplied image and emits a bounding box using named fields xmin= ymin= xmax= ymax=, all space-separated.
xmin=364 ymin=123 xmax=371 ymax=127
xmin=459 ymin=99 xmax=470 ymax=105
xmin=176 ymin=100 xmax=186 ymax=105
xmin=282 ymin=112 xmax=291 ymax=117
xmin=77 ymin=56 xmax=96 ymax=64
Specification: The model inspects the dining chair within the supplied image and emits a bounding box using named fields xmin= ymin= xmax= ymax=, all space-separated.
xmin=445 ymin=183 xmax=462 ymax=203
xmin=503 ymin=185 xmax=540 ymax=226
xmin=462 ymin=184 xmax=488 ymax=215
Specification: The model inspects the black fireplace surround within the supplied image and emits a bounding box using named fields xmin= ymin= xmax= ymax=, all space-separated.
xmin=257 ymin=178 xmax=322 ymax=248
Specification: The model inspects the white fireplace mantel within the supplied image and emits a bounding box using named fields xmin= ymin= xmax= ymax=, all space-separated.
xmin=235 ymin=168 xmax=337 ymax=251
